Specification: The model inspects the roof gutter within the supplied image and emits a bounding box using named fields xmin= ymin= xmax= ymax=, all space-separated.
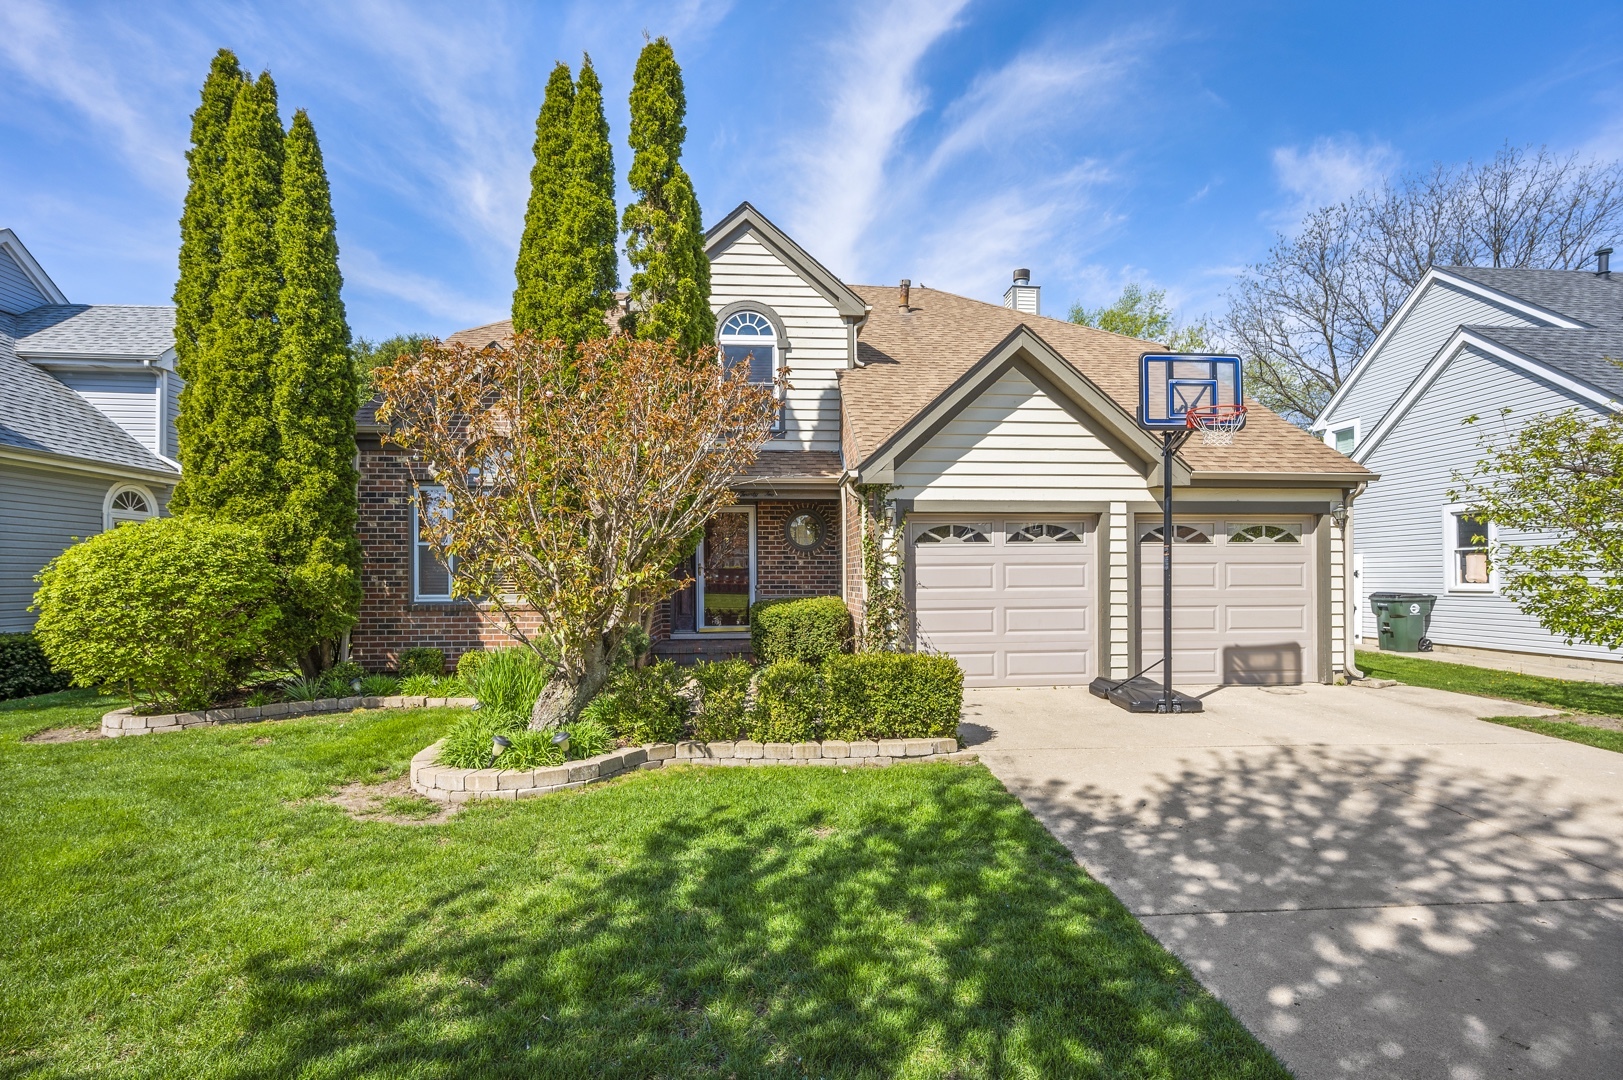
xmin=0 ymin=444 xmax=180 ymax=483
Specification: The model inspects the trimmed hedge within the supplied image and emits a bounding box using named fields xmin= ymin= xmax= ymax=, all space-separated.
xmin=691 ymin=659 xmax=750 ymax=741
xmin=749 ymin=660 xmax=820 ymax=743
xmin=398 ymin=647 xmax=445 ymax=678
xmin=0 ymin=632 xmax=72 ymax=701
xmin=586 ymin=661 xmax=687 ymax=745
xmin=822 ymin=652 xmax=964 ymax=741
xmin=750 ymin=596 xmax=851 ymax=665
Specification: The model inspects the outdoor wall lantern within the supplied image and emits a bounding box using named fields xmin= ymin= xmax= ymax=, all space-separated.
xmin=1330 ymin=502 xmax=1349 ymax=529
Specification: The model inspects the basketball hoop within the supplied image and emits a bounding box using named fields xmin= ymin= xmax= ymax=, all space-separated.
xmin=1186 ymin=403 xmax=1247 ymax=446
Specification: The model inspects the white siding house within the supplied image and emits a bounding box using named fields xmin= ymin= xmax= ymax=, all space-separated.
xmin=1315 ymin=262 xmax=1623 ymax=671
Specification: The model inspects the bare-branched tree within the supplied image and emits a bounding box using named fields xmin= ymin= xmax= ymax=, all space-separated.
xmin=375 ymin=333 xmax=779 ymax=727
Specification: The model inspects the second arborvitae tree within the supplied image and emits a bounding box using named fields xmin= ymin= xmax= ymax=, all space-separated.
xmin=511 ymin=61 xmax=575 ymax=337
xmin=272 ymin=109 xmax=362 ymax=673
xmin=172 ymin=48 xmax=244 ymax=385
xmin=623 ymin=37 xmax=712 ymax=352
xmin=551 ymin=55 xmax=620 ymax=346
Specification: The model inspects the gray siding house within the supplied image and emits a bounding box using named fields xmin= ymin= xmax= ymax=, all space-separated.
xmin=0 ymin=229 xmax=179 ymax=631
xmin=1313 ymin=259 xmax=1623 ymax=674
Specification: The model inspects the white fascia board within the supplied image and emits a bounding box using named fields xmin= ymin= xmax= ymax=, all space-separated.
xmin=0 ymin=445 xmax=179 ymax=483
xmin=0 ymin=228 xmax=69 ymax=305
xmin=704 ymin=202 xmax=868 ymax=318
xmin=1355 ymin=327 xmax=1622 ymax=463
xmin=21 ymin=354 xmax=169 ymax=369
xmin=1312 ymin=268 xmax=1583 ymax=430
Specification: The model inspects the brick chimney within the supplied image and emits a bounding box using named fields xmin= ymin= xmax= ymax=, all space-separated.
xmin=1003 ymin=268 xmax=1039 ymax=315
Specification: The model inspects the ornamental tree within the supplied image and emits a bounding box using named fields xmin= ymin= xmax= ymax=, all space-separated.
xmin=374 ymin=334 xmax=778 ymax=727
xmin=1453 ymin=400 xmax=1623 ymax=649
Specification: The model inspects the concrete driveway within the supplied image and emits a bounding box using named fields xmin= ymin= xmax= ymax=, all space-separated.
xmin=963 ymin=683 xmax=1623 ymax=1079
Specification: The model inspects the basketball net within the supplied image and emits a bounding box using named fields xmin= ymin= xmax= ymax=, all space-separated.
xmin=1186 ymin=404 xmax=1246 ymax=447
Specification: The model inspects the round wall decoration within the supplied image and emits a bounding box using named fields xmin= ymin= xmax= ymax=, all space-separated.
xmin=785 ymin=509 xmax=826 ymax=552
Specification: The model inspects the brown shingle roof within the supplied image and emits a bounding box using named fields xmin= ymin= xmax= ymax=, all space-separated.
xmin=445 ymin=319 xmax=515 ymax=350
xmin=842 ymin=284 xmax=1372 ymax=479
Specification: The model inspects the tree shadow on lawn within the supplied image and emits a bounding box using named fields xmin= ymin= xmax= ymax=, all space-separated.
xmin=229 ymin=768 xmax=1288 ymax=1079
xmin=1007 ymin=744 xmax=1623 ymax=1078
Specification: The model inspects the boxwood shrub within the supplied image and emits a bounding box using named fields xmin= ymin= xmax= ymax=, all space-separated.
xmin=748 ymin=660 xmax=820 ymax=743
xmin=0 ymin=632 xmax=72 ymax=702
xmin=750 ymin=596 xmax=852 ymax=665
xmin=586 ymin=661 xmax=687 ymax=745
xmin=691 ymin=659 xmax=751 ymax=741
xmin=398 ymin=647 xmax=445 ymax=678
xmin=823 ymin=652 xmax=964 ymax=740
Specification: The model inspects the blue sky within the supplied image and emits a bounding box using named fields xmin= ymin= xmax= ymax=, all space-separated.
xmin=4 ymin=0 xmax=1622 ymax=342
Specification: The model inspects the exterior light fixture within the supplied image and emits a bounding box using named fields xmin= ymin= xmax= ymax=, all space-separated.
xmin=1331 ymin=502 xmax=1349 ymax=529
xmin=489 ymin=734 xmax=512 ymax=769
xmin=350 ymin=678 xmax=363 ymax=693
xmin=551 ymin=730 xmax=570 ymax=755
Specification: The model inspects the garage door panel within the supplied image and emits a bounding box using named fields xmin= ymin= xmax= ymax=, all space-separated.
xmin=945 ymin=651 xmax=997 ymax=679
xmin=1225 ymin=562 xmax=1306 ymax=588
xmin=1169 ymin=563 xmax=1219 ymax=588
xmin=1007 ymin=650 xmax=1091 ymax=677
xmin=1224 ymin=605 xmax=1307 ymax=631
xmin=916 ymin=563 xmax=996 ymax=590
xmin=1005 ymin=562 xmax=1090 ymax=589
xmin=1005 ymin=606 xmax=1089 ymax=634
xmin=916 ymin=607 xmax=997 ymax=635
xmin=1141 ymin=603 xmax=1218 ymax=632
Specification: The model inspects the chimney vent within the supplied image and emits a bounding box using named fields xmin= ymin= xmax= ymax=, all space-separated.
xmin=1003 ymin=268 xmax=1040 ymax=316
xmin=1598 ymin=247 xmax=1613 ymax=278
xmin=899 ymin=279 xmax=911 ymax=310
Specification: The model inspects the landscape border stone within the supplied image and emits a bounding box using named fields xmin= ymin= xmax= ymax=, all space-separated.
xmin=101 ymin=696 xmax=479 ymax=738
xmin=409 ymin=736 xmax=973 ymax=803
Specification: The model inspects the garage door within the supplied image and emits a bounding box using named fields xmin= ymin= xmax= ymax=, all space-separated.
xmin=913 ymin=519 xmax=1095 ymax=687
xmin=1138 ymin=518 xmax=1314 ymax=685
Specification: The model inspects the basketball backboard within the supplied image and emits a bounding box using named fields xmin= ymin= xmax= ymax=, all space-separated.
xmin=1138 ymin=354 xmax=1245 ymax=430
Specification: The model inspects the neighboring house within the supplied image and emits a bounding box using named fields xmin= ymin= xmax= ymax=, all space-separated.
xmin=353 ymin=203 xmax=1372 ymax=686
xmin=0 ymin=229 xmax=179 ymax=632
xmin=1313 ymin=254 xmax=1623 ymax=675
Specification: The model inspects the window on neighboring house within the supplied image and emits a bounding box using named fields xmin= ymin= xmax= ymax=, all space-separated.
xmin=414 ymin=486 xmax=455 ymax=601
xmin=1446 ymin=509 xmax=1493 ymax=591
xmin=1325 ymin=422 xmax=1357 ymax=456
xmin=104 ymin=484 xmax=156 ymax=530
xmin=718 ymin=309 xmax=782 ymax=433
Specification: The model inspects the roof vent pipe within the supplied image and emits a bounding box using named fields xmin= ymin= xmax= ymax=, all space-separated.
xmin=1597 ymin=247 xmax=1613 ymax=278
xmin=1003 ymin=269 xmax=1040 ymax=316
xmin=899 ymin=279 xmax=911 ymax=310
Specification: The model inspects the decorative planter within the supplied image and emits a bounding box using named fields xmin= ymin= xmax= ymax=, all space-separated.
xmin=410 ymin=736 xmax=975 ymax=803
xmin=101 ymin=695 xmax=479 ymax=738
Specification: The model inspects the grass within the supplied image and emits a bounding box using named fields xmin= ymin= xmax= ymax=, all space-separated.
xmin=0 ymin=691 xmax=1287 ymax=1079
xmin=1477 ymin=715 xmax=1623 ymax=754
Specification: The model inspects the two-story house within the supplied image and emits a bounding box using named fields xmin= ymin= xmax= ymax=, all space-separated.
xmin=353 ymin=203 xmax=1372 ymax=687
xmin=1313 ymin=254 xmax=1623 ymax=677
xmin=0 ymin=229 xmax=180 ymax=632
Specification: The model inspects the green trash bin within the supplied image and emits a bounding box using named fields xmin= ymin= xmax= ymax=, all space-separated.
xmin=1369 ymin=592 xmax=1437 ymax=652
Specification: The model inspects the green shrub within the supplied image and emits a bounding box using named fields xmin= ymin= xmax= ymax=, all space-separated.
xmin=588 ymin=661 xmax=687 ymax=744
xmin=563 ymin=717 xmax=614 ymax=758
xmin=466 ymin=647 xmax=548 ymax=720
xmin=439 ymin=711 xmax=527 ymax=769
xmin=750 ymin=596 xmax=852 ymax=665
xmin=32 ymin=517 xmax=280 ymax=710
xmin=398 ymin=647 xmax=445 ymax=678
xmin=321 ymin=660 xmax=366 ymax=697
xmin=0 ymin=632 xmax=72 ymax=701
xmin=691 ymin=659 xmax=751 ymax=741
xmin=748 ymin=660 xmax=821 ymax=743
xmin=456 ymin=649 xmax=490 ymax=681
xmin=823 ymin=653 xmax=963 ymax=740
xmin=399 ymin=673 xmax=440 ymax=696
xmin=359 ymin=673 xmax=399 ymax=696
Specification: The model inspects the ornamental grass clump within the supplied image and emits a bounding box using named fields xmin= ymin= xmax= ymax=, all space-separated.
xmin=32 ymin=517 xmax=281 ymax=711
xmin=466 ymin=647 xmax=549 ymax=721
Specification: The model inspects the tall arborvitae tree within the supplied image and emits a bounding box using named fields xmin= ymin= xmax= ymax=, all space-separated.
xmin=272 ymin=110 xmax=361 ymax=672
xmin=512 ymin=62 xmax=576 ymax=336
xmin=623 ymin=37 xmax=712 ymax=352
xmin=172 ymin=50 xmax=243 ymax=442
xmin=551 ymin=55 xmax=620 ymax=346
xmin=173 ymin=72 xmax=285 ymax=519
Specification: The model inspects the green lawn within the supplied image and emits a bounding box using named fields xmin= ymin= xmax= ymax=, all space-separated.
xmin=1476 ymin=715 xmax=1623 ymax=754
xmin=0 ymin=691 xmax=1286 ymax=1079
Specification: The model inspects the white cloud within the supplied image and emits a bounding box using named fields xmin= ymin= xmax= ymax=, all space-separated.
xmin=784 ymin=0 xmax=972 ymax=279
xmin=342 ymin=246 xmax=506 ymax=326
xmin=1271 ymin=134 xmax=1397 ymax=211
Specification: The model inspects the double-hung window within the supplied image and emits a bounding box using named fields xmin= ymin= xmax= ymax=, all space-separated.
xmin=718 ymin=309 xmax=781 ymax=434
xmin=1444 ymin=509 xmax=1494 ymax=592
xmin=414 ymin=486 xmax=455 ymax=601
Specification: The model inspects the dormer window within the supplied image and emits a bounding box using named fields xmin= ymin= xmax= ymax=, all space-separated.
xmin=719 ymin=308 xmax=782 ymax=433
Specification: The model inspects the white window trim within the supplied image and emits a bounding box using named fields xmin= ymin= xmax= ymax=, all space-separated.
xmin=1442 ymin=506 xmax=1496 ymax=594
xmin=694 ymin=504 xmax=756 ymax=635
xmin=103 ymin=482 xmax=157 ymax=530
xmin=1324 ymin=418 xmax=1360 ymax=456
xmin=413 ymin=486 xmax=455 ymax=602
xmin=717 ymin=308 xmax=785 ymax=436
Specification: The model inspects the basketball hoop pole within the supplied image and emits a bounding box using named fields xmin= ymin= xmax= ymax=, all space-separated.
xmin=1160 ymin=430 xmax=1190 ymax=713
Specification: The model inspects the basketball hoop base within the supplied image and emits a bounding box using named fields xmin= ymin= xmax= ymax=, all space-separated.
xmin=1088 ymin=675 xmax=1204 ymax=714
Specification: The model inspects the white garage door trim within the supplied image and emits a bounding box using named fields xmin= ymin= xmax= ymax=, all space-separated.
xmin=910 ymin=516 xmax=1097 ymax=687
xmin=1137 ymin=517 xmax=1316 ymax=686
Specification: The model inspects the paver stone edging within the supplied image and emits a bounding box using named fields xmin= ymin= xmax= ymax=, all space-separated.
xmin=410 ymin=737 xmax=979 ymax=803
xmin=101 ymin=696 xmax=480 ymax=737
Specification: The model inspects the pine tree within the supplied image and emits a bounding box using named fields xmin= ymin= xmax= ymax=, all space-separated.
xmin=271 ymin=109 xmax=362 ymax=671
xmin=551 ymin=55 xmax=619 ymax=346
xmin=623 ymin=37 xmax=712 ymax=352
xmin=172 ymin=72 xmax=284 ymax=522
xmin=171 ymin=48 xmax=243 ymax=493
xmin=512 ymin=62 xmax=576 ymax=336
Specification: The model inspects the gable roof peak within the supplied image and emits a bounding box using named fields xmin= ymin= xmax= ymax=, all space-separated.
xmin=704 ymin=202 xmax=868 ymax=319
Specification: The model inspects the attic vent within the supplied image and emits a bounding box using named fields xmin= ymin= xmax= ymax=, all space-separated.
xmin=1003 ymin=269 xmax=1040 ymax=316
xmin=1598 ymin=247 xmax=1613 ymax=278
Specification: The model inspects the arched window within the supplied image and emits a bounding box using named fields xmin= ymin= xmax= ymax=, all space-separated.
xmin=718 ymin=309 xmax=778 ymax=384
xmin=1139 ymin=524 xmax=1211 ymax=544
xmin=104 ymin=484 xmax=156 ymax=530
xmin=916 ymin=524 xmax=990 ymax=544
xmin=1228 ymin=523 xmax=1300 ymax=544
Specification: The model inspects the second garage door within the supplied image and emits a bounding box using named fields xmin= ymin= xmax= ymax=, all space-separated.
xmin=913 ymin=519 xmax=1095 ymax=687
xmin=1139 ymin=518 xmax=1315 ymax=685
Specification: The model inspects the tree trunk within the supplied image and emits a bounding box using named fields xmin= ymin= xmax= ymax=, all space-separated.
xmin=528 ymin=659 xmax=611 ymax=730
xmin=296 ymin=639 xmax=338 ymax=679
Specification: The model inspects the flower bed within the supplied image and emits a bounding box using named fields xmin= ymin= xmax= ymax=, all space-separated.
xmin=410 ymin=736 xmax=974 ymax=803
xmin=102 ymin=695 xmax=478 ymax=738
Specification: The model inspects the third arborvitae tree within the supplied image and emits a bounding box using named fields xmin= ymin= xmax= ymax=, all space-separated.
xmin=272 ymin=109 xmax=362 ymax=672
xmin=511 ymin=61 xmax=576 ymax=337
xmin=172 ymin=71 xmax=285 ymax=520
xmin=623 ymin=37 xmax=712 ymax=352
xmin=550 ymin=54 xmax=620 ymax=346
xmin=173 ymin=49 xmax=243 ymax=392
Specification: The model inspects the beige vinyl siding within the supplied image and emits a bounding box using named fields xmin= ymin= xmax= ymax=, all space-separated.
xmin=1324 ymin=279 xmax=1546 ymax=453
xmin=1330 ymin=516 xmax=1346 ymax=673
xmin=52 ymin=369 xmax=161 ymax=454
xmin=1360 ymin=344 xmax=1616 ymax=661
xmin=709 ymin=231 xmax=850 ymax=454
xmin=893 ymin=369 xmax=1153 ymax=505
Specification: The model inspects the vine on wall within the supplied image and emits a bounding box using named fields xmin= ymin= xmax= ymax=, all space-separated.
xmin=855 ymin=483 xmax=909 ymax=651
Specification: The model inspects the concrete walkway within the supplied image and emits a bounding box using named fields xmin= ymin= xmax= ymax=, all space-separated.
xmin=963 ymin=683 xmax=1623 ymax=1079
